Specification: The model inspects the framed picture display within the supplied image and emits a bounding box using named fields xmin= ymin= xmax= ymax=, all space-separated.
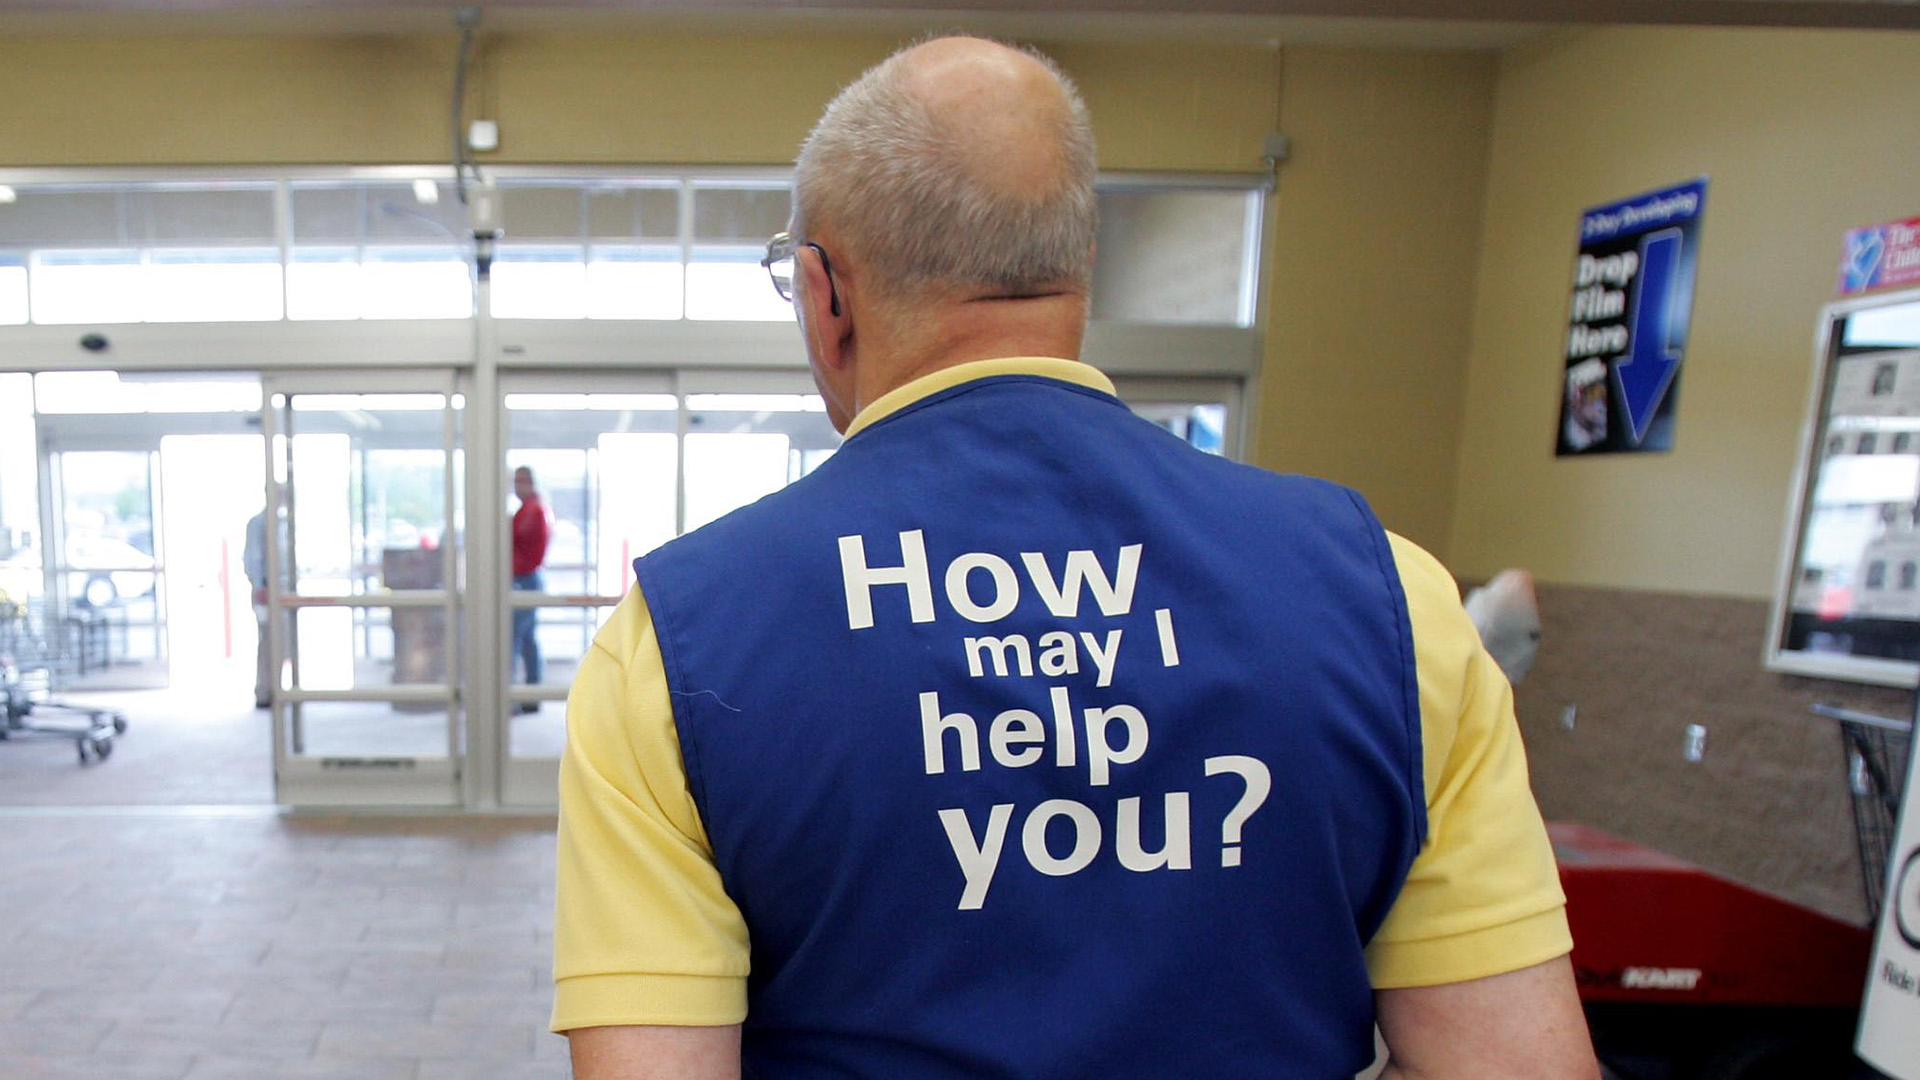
xmin=1770 ymin=287 xmax=1920 ymax=685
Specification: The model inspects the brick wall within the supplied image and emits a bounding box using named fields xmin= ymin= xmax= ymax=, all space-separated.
xmin=1516 ymin=583 xmax=1912 ymax=925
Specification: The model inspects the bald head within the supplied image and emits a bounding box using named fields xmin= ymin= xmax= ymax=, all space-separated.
xmin=892 ymin=38 xmax=1081 ymax=201
xmin=793 ymin=35 xmax=1097 ymax=302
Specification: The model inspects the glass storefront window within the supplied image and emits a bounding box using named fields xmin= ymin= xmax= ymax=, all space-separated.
xmin=286 ymin=248 xmax=360 ymax=321
xmin=284 ymin=395 xmax=450 ymax=598
xmin=504 ymin=391 xmax=679 ymax=603
xmin=492 ymin=248 xmax=588 ymax=320
xmin=691 ymin=186 xmax=788 ymax=243
xmin=1135 ymin=402 xmax=1228 ymax=454
xmin=0 ymin=373 xmax=40 ymax=605
xmin=359 ymin=248 xmax=472 ymax=320
xmin=686 ymin=185 xmax=791 ymax=323
xmin=54 ymin=450 xmax=165 ymax=676
xmin=492 ymin=244 xmax=686 ymax=320
xmin=685 ymin=247 xmax=792 ymax=322
xmin=682 ymin=392 xmax=838 ymax=529
xmin=145 ymin=249 xmax=283 ymax=322
xmin=286 ymin=181 xmax=471 ymax=321
xmin=30 ymin=250 xmax=143 ymax=324
xmin=33 ymin=371 xmax=261 ymax=415
xmin=1092 ymin=189 xmax=1260 ymax=327
xmin=585 ymin=246 xmax=683 ymax=320
xmin=0 ymin=173 xmax=1265 ymax=327
xmin=0 ymin=256 xmax=26 ymax=325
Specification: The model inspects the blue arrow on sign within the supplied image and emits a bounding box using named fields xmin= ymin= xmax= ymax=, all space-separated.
xmin=1614 ymin=228 xmax=1685 ymax=446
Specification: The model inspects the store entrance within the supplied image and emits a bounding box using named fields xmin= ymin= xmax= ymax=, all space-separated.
xmin=158 ymin=433 xmax=264 ymax=699
xmin=261 ymin=370 xmax=464 ymax=807
xmin=2 ymin=373 xmax=272 ymax=804
xmin=27 ymin=375 xmax=268 ymax=700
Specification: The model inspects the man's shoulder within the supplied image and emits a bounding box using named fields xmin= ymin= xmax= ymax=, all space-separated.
xmin=1383 ymin=532 xmax=1460 ymax=600
xmin=585 ymin=586 xmax=656 ymax=670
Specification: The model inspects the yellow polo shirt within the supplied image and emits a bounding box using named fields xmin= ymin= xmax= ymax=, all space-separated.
xmin=551 ymin=357 xmax=1570 ymax=1032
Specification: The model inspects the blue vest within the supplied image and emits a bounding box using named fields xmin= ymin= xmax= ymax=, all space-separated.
xmin=635 ymin=375 xmax=1424 ymax=1079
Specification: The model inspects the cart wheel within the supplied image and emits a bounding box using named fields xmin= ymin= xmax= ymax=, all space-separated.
xmin=76 ymin=738 xmax=91 ymax=764
xmin=111 ymin=715 xmax=128 ymax=735
xmin=89 ymin=736 xmax=113 ymax=762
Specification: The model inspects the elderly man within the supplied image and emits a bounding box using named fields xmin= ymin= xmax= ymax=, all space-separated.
xmin=553 ymin=35 xmax=1597 ymax=1080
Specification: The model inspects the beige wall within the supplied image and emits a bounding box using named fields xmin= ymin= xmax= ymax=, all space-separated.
xmin=1258 ymin=47 xmax=1498 ymax=555
xmin=492 ymin=34 xmax=1283 ymax=171
xmin=0 ymin=35 xmax=453 ymax=166
xmin=0 ymin=31 xmax=1279 ymax=171
xmin=1451 ymin=25 xmax=1920 ymax=598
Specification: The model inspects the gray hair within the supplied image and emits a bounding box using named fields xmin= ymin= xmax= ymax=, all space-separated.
xmin=792 ymin=38 xmax=1097 ymax=299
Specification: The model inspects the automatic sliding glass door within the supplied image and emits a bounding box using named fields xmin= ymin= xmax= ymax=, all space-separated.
xmin=263 ymin=371 xmax=463 ymax=807
xmin=496 ymin=371 xmax=841 ymax=806
xmin=42 ymin=447 xmax=168 ymax=691
xmin=498 ymin=374 xmax=676 ymax=805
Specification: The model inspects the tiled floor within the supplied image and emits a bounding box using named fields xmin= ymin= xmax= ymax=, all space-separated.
xmin=0 ymin=688 xmax=567 ymax=806
xmin=0 ymin=689 xmax=272 ymax=806
xmin=0 ymin=809 xmax=569 ymax=1080
xmin=0 ymin=652 xmax=576 ymax=1079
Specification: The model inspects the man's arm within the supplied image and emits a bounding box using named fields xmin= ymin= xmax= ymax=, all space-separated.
xmin=550 ymin=590 xmax=751 ymax=1051
xmin=1369 ymin=536 xmax=1596 ymax=1078
xmin=570 ymin=1023 xmax=742 ymax=1080
xmin=1376 ymin=956 xmax=1599 ymax=1080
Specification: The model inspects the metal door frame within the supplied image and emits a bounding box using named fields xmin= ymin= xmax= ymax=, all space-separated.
xmin=493 ymin=367 xmax=833 ymax=806
xmin=261 ymin=368 xmax=463 ymax=807
xmin=495 ymin=370 xmax=674 ymax=806
xmin=34 ymin=427 xmax=170 ymax=687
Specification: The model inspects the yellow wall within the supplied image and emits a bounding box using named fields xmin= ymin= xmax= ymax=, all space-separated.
xmin=1257 ymin=47 xmax=1498 ymax=553
xmin=0 ymin=35 xmax=453 ymax=166
xmin=1451 ymin=26 xmax=1920 ymax=598
xmin=0 ymin=30 xmax=1279 ymax=171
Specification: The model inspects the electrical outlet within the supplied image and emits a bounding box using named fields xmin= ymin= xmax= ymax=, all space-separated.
xmin=1683 ymin=724 xmax=1708 ymax=763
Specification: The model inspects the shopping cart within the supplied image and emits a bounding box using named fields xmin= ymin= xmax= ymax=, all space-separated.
xmin=1812 ymin=702 xmax=1913 ymax=924
xmin=0 ymin=594 xmax=127 ymax=765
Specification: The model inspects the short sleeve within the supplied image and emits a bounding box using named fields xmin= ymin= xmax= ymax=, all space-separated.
xmin=550 ymin=587 xmax=751 ymax=1031
xmin=1364 ymin=534 xmax=1572 ymax=988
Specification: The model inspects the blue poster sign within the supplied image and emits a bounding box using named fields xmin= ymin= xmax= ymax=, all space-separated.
xmin=1557 ymin=177 xmax=1708 ymax=456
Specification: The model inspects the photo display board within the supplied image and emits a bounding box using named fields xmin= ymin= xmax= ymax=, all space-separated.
xmin=1556 ymin=178 xmax=1708 ymax=456
xmin=1770 ymin=288 xmax=1920 ymax=685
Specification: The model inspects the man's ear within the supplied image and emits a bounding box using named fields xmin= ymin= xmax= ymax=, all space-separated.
xmin=798 ymin=246 xmax=852 ymax=373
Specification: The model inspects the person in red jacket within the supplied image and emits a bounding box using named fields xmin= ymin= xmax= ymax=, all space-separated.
xmin=511 ymin=465 xmax=550 ymax=710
